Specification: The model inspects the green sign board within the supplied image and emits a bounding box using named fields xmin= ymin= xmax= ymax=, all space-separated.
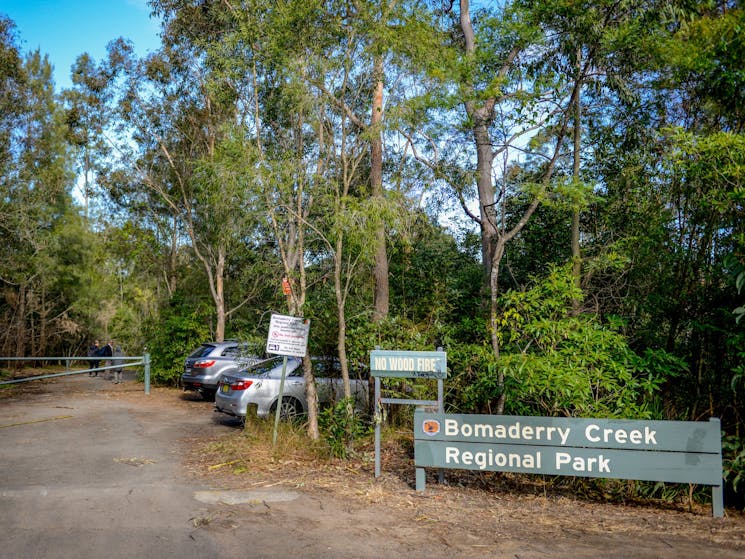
xmin=414 ymin=411 xmax=724 ymax=516
xmin=370 ymin=349 xmax=447 ymax=379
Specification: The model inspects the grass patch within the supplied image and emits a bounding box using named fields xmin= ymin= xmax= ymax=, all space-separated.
xmin=198 ymin=414 xmax=331 ymax=477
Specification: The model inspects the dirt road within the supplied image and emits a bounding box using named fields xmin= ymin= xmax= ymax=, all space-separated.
xmin=1 ymin=372 xmax=743 ymax=559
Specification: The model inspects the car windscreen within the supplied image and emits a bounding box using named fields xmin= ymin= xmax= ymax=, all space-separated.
xmin=244 ymin=358 xmax=283 ymax=376
xmin=246 ymin=357 xmax=301 ymax=377
xmin=220 ymin=345 xmax=240 ymax=357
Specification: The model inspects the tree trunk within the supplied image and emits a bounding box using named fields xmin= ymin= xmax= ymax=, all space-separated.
xmin=15 ymin=282 xmax=27 ymax=366
xmin=303 ymin=356 xmax=320 ymax=439
xmin=571 ymin=46 xmax=582 ymax=313
xmin=39 ymin=286 xmax=48 ymax=358
xmin=168 ymin=213 xmax=178 ymax=296
xmin=371 ymin=58 xmax=389 ymax=321
xmin=460 ymin=1 xmax=498 ymax=292
xmin=474 ymin=120 xmax=498 ymax=286
xmin=214 ymin=247 xmax=226 ymax=342
xmin=335 ymin=237 xmax=352 ymax=402
xmin=490 ymin=239 xmax=506 ymax=414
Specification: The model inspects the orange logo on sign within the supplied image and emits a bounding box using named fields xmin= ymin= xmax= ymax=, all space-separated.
xmin=423 ymin=419 xmax=440 ymax=436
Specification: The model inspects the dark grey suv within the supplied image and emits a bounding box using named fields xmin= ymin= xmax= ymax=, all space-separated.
xmin=181 ymin=341 xmax=261 ymax=399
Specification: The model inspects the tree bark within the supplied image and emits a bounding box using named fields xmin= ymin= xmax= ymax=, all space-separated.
xmin=15 ymin=282 xmax=27 ymax=365
xmin=335 ymin=237 xmax=353 ymax=402
xmin=168 ymin=213 xmax=178 ymax=296
xmin=214 ymin=247 xmax=226 ymax=342
xmin=474 ymin=120 xmax=498 ymax=281
xmin=571 ymin=46 xmax=582 ymax=313
xmin=371 ymin=58 xmax=389 ymax=321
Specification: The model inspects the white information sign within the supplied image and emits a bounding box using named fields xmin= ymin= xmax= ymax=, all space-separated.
xmin=266 ymin=314 xmax=310 ymax=357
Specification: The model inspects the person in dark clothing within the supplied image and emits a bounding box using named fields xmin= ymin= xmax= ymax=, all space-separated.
xmin=87 ymin=340 xmax=100 ymax=376
xmin=99 ymin=340 xmax=114 ymax=364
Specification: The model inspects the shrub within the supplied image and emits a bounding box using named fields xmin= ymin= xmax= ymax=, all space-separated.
xmin=318 ymin=398 xmax=372 ymax=458
xmin=143 ymin=299 xmax=211 ymax=386
xmin=449 ymin=265 xmax=686 ymax=419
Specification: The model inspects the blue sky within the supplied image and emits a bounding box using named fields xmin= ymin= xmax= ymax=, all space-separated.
xmin=2 ymin=0 xmax=162 ymax=90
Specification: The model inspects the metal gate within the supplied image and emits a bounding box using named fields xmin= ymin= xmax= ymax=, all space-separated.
xmin=0 ymin=355 xmax=152 ymax=394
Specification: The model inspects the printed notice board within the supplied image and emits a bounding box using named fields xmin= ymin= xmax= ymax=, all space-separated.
xmin=266 ymin=314 xmax=310 ymax=357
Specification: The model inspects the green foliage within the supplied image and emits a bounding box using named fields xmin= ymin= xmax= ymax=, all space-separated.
xmin=143 ymin=297 xmax=211 ymax=386
xmin=729 ymin=253 xmax=745 ymax=324
xmin=496 ymin=266 xmax=682 ymax=418
xmin=346 ymin=314 xmax=437 ymax=364
xmin=723 ymin=435 xmax=745 ymax=505
xmin=387 ymin=214 xmax=483 ymax=329
xmin=664 ymin=5 xmax=745 ymax=128
xmin=318 ymin=397 xmax=372 ymax=459
xmin=446 ymin=342 xmax=502 ymax=414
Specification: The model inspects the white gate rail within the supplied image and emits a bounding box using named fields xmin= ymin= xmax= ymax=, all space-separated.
xmin=0 ymin=355 xmax=152 ymax=394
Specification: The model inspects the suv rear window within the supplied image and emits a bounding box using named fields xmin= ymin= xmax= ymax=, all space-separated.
xmin=189 ymin=344 xmax=216 ymax=359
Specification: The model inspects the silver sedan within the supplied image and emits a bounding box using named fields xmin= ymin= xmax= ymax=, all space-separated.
xmin=214 ymin=356 xmax=368 ymax=421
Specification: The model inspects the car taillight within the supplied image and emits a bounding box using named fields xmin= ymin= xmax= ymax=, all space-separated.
xmin=194 ymin=360 xmax=216 ymax=368
xmin=230 ymin=380 xmax=253 ymax=391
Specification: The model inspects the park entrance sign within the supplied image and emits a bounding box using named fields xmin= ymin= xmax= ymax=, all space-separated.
xmin=414 ymin=411 xmax=724 ymax=517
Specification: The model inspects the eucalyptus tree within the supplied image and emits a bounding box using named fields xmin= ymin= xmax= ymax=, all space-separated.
xmin=336 ymin=0 xmax=443 ymax=321
xmin=207 ymin=1 xmax=441 ymax=427
xmin=399 ymin=1 xmax=580 ymax=413
xmin=303 ymin=0 xmax=435 ymax=400
xmin=0 ymin=26 xmax=90 ymax=357
xmin=302 ymin=0 xmax=452 ymax=413
xmin=70 ymin=20 xmax=271 ymax=342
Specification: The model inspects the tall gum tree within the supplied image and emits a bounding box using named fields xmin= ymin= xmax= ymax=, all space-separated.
xmin=455 ymin=0 xmax=580 ymax=412
xmin=231 ymin=0 xmax=438 ymax=410
xmin=0 ymin=42 xmax=82 ymax=358
xmin=307 ymin=0 xmax=442 ymax=404
xmin=211 ymin=0 xmax=328 ymax=437
xmin=74 ymin=24 xmax=264 ymax=342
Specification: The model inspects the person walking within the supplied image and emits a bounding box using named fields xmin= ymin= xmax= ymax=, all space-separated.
xmin=99 ymin=340 xmax=114 ymax=377
xmin=87 ymin=340 xmax=100 ymax=376
xmin=112 ymin=344 xmax=124 ymax=384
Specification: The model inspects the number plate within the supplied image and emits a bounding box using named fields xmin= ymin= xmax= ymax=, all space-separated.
xmin=221 ymin=384 xmax=229 ymax=393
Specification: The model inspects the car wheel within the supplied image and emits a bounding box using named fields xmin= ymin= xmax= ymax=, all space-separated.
xmin=273 ymin=397 xmax=303 ymax=421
